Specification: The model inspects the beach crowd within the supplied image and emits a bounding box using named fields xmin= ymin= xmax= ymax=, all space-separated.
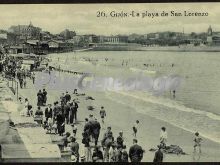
xmin=0 ymin=49 xmax=203 ymax=162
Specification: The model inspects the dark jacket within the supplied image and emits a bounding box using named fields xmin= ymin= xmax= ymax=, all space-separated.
xmin=153 ymin=149 xmax=163 ymax=162
xmin=129 ymin=144 xmax=144 ymax=162
xmin=92 ymin=150 xmax=103 ymax=162
xmin=65 ymin=94 xmax=71 ymax=102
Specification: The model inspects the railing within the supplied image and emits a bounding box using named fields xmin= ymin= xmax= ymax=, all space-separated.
xmin=5 ymin=76 xmax=19 ymax=101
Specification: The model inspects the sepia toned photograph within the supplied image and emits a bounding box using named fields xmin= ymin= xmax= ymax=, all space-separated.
xmin=0 ymin=3 xmax=220 ymax=162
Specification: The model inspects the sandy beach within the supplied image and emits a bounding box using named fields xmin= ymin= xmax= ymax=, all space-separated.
xmin=14 ymin=68 xmax=220 ymax=162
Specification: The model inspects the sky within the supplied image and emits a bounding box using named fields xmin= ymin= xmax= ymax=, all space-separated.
xmin=0 ymin=3 xmax=220 ymax=35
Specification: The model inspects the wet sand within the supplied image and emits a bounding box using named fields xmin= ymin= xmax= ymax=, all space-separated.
xmin=16 ymin=71 xmax=220 ymax=162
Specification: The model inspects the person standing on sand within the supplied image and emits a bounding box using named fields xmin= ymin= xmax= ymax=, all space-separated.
xmin=84 ymin=118 xmax=92 ymax=138
xmin=71 ymin=123 xmax=77 ymax=137
xmin=82 ymin=132 xmax=92 ymax=162
xmin=73 ymin=99 xmax=78 ymax=122
xmin=116 ymin=131 xmax=124 ymax=150
xmin=65 ymin=91 xmax=71 ymax=102
xmin=93 ymin=118 xmax=101 ymax=146
xmin=153 ymin=144 xmax=163 ymax=162
xmin=42 ymin=89 xmax=47 ymax=106
xmin=57 ymin=111 xmax=65 ymax=136
xmin=121 ymin=145 xmax=129 ymax=162
xmin=129 ymin=139 xmax=144 ymax=162
xmin=60 ymin=93 xmax=66 ymax=105
xmin=24 ymin=98 xmax=29 ymax=116
xmin=160 ymin=127 xmax=168 ymax=148
xmin=69 ymin=102 xmax=74 ymax=124
xmin=37 ymin=90 xmax=43 ymax=106
xmin=132 ymin=120 xmax=139 ymax=138
xmin=23 ymin=78 xmax=27 ymax=88
xmin=193 ymin=132 xmax=202 ymax=153
xmin=31 ymin=72 xmax=35 ymax=84
xmin=100 ymin=106 xmax=106 ymax=124
xmin=64 ymin=102 xmax=70 ymax=124
xmin=92 ymin=146 xmax=104 ymax=162
xmin=69 ymin=137 xmax=80 ymax=162
xmin=102 ymin=127 xmax=114 ymax=162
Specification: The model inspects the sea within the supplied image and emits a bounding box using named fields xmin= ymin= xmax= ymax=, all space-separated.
xmin=48 ymin=51 xmax=220 ymax=144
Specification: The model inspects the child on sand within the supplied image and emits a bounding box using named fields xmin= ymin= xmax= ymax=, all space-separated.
xmin=132 ymin=120 xmax=139 ymax=138
xmin=160 ymin=127 xmax=168 ymax=148
xmin=194 ymin=132 xmax=202 ymax=153
xmin=72 ymin=123 xmax=78 ymax=137
xmin=100 ymin=106 xmax=106 ymax=124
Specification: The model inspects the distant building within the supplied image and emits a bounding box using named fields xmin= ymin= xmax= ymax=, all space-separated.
xmin=207 ymin=26 xmax=220 ymax=46
xmin=40 ymin=31 xmax=53 ymax=41
xmin=47 ymin=40 xmax=74 ymax=53
xmin=7 ymin=33 xmax=20 ymax=45
xmin=0 ymin=33 xmax=7 ymax=45
xmin=146 ymin=32 xmax=184 ymax=40
xmin=8 ymin=22 xmax=41 ymax=43
xmin=99 ymin=35 xmax=128 ymax=43
xmin=147 ymin=33 xmax=159 ymax=40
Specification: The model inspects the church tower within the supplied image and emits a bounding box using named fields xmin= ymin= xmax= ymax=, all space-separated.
xmin=207 ymin=25 xmax=212 ymax=36
xmin=207 ymin=25 xmax=213 ymax=45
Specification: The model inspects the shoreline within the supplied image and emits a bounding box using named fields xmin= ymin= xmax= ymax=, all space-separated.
xmin=1 ymin=53 xmax=220 ymax=162
xmin=47 ymin=55 xmax=220 ymax=146
xmin=23 ymin=69 xmax=220 ymax=162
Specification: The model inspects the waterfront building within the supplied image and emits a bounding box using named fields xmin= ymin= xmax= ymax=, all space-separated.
xmin=147 ymin=33 xmax=159 ymax=40
xmin=206 ymin=26 xmax=220 ymax=46
xmin=40 ymin=31 xmax=53 ymax=41
xmin=0 ymin=33 xmax=7 ymax=45
xmin=47 ymin=40 xmax=74 ymax=53
xmin=99 ymin=35 xmax=128 ymax=44
xmin=8 ymin=22 xmax=42 ymax=43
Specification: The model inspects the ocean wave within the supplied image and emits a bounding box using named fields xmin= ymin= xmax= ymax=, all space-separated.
xmin=115 ymin=91 xmax=220 ymax=121
xmin=106 ymin=91 xmax=220 ymax=143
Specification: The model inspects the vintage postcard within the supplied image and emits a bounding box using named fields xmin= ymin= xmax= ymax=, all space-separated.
xmin=0 ymin=3 xmax=220 ymax=162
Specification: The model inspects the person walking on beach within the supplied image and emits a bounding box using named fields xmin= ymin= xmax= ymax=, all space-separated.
xmin=93 ymin=118 xmax=101 ymax=146
xmin=37 ymin=90 xmax=43 ymax=106
xmin=132 ymin=120 xmax=139 ymax=138
xmin=153 ymin=144 xmax=163 ymax=162
xmin=42 ymin=89 xmax=47 ymax=106
xmin=102 ymin=127 xmax=114 ymax=162
xmin=129 ymin=139 xmax=144 ymax=162
xmin=45 ymin=105 xmax=52 ymax=121
xmin=73 ymin=100 xmax=78 ymax=122
xmin=84 ymin=118 xmax=94 ymax=143
xmin=160 ymin=127 xmax=168 ymax=148
xmin=82 ymin=131 xmax=92 ymax=162
xmin=100 ymin=106 xmax=106 ymax=124
xmin=193 ymin=132 xmax=202 ymax=153
xmin=64 ymin=102 xmax=70 ymax=124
